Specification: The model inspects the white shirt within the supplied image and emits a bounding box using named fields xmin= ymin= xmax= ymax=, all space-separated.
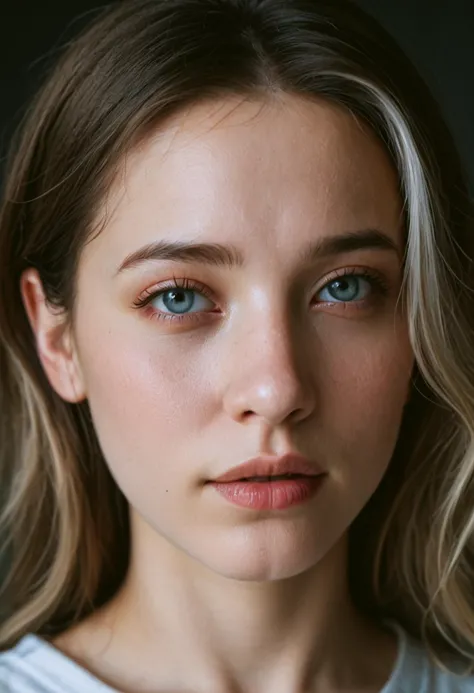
xmin=1 ymin=622 xmax=473 ymax=692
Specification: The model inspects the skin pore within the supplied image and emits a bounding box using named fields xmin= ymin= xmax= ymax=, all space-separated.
xmin=22 ymin=94 xmax=414 ymax=693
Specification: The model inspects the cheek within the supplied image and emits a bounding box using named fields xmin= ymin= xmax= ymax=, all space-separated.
xmin=317 ymin=312 xmax=413 ymax=414
xmin=317 ymin=318 xmax=413 ymax=501
xmin=76 ymin=325 xmax=215 ymax=483
xmin=329 ymin=340 xmax=411 ymax=416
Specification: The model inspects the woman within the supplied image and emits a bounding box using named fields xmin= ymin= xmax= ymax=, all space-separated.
xmin=0 ymin=0 xmax=473 ymax=691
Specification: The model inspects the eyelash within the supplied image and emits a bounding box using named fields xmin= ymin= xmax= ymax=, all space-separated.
xmin=132 ymin=268 xmax=390 ymax=324
xmin=132 ymin=276 xmax=216 ymax=325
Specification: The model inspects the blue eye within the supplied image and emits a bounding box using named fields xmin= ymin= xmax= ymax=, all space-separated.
xmin=318 ymin=275 xmax=372 ymax=303
xmin=133 ymin=270 xmax=389 ymax=325
xmin=152 ymin=288 xmax=214 ymax=315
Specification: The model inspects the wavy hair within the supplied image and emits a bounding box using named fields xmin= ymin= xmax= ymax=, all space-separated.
xmin=0 ymin=0 xmax=473 ymax=673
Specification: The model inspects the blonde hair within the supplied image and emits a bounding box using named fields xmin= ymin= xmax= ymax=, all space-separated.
xmin=0 ymin=0 xmax=473 ymax=672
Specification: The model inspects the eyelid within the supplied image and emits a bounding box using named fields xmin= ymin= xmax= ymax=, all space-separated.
xmin=132 ymin=265 xmax=391 ymax=322
xmin=132 ymin=275 xmax=216 ymax=309
xmin=313 ymin=265 xmax=386 ymax=291
xmin=311 ymin=266 xmax=391 ymax=308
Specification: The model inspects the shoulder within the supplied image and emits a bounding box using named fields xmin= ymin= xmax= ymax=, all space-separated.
xmin=0 ymin=636 xmax=30 ymax=692
xmin=0 ymin=633 xmax=110 ymax=693
xmin=427 ymin=666 xmax=474 ymax=692
xmin=388 ymin=623 xmax=474 ymax=693
xmin=0 ymin=635 xmax=52 ymax=692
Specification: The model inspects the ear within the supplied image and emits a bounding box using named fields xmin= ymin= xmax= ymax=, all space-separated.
xmin=20 ymin=268 xmax=87 ymax=403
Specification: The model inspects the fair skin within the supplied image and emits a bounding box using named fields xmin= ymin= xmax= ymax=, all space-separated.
xmin=22 ymin=93 xmax=414 ymax=693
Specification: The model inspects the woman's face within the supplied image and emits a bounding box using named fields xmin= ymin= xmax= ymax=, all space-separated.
xmin=41 ymin=95 xmax=414 ymax=580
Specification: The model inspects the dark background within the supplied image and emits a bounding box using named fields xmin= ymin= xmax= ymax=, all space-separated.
xmin=1 ymin=0 xmax=473 ymax=189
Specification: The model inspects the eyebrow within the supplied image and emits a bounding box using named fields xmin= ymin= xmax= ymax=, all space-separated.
xmin=116 ymin=228 xmax=400 ymax=275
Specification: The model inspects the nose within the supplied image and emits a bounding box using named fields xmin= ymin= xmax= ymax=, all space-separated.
xmin=221 ymin=312 xmax=316 ymax=428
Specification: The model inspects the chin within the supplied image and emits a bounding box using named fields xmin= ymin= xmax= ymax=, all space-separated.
xmin=211 ymin=561 xmax=317 ymax=583
xmin=186 ymin=525 xmax=328 ymax=582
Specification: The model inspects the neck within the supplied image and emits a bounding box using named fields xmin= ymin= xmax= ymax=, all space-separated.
xmin=53 ymin=513 xmax=397 ymax=693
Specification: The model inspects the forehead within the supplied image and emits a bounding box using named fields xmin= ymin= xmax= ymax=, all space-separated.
xmin=87 ymin=93 xmax=402 ymax=268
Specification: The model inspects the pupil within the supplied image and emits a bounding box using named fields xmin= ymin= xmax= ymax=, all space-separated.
xmin=330 ymin=277 xmax=357 ymax=300
xmin=170 ymin=290 xmax=185 ymax=303
xmin=163 ymin=289 xmax=194 ymax=314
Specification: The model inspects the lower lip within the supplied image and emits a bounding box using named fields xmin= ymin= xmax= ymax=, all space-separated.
xmin=208 ymin=476 xmax=325 ymax=510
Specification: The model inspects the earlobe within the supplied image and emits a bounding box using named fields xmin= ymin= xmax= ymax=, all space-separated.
xmin=20 ymin=268 xmax=87 ymax=403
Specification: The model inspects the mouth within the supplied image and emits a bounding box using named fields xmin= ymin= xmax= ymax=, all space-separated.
xmin=210 ymin=453 xmax=324 ymax=484
xmin=207 ymin=471 xmax=326 ymax=510
xmin=232 ymin=474 xmax=311 ymax=482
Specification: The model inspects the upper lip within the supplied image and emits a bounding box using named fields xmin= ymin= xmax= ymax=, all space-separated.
xmin=211 ymin=453 xmax=324 ymax=483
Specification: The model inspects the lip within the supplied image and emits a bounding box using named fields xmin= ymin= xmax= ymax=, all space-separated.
xmin=210 ymin=453 xmax=324 ymax=483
